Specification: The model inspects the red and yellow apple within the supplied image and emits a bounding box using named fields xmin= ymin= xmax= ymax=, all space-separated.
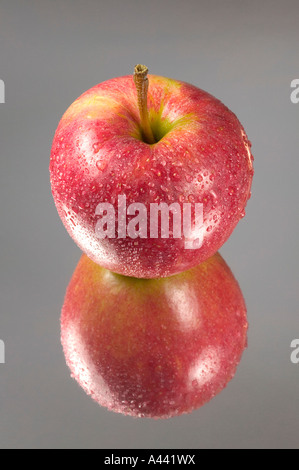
xmin=60 ymin=252 xmax=248 ymax=418
xmin=50 ymin=66 xmax=253 ymax=278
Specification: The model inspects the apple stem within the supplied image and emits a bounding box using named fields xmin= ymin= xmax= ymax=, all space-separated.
xmin=133 ymin=64 xmax=156 ymax=144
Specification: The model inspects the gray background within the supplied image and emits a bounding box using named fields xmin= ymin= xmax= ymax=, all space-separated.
xmin=0 ymin=0 xmax=298 ymax=449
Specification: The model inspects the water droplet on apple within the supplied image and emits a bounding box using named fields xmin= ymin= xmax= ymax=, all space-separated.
xmin=92 ymin=142 xmax=101 ymax=153
xmin=170 ymin=166 xmax=181 ymax=181
xmin=152 ymin=168 xmax=162 ymax=177
xmin=96 ymin=159 xmax=107 ymax=171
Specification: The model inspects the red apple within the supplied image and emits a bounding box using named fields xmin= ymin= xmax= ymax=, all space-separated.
xmin=50 ymin=65 xmax=253 ymax=278
xmin=60 ymin=252 xmax=248 ymax=419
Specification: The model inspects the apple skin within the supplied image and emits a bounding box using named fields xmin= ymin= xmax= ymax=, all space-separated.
xmin=60 ymin=252 xmax=248 ymax=419
xmin=50 ymin=74 xmax=254 ymax=278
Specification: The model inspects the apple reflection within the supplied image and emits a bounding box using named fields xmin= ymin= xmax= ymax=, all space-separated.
xmin=60 ymin=251 xmax=248 ymax=419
